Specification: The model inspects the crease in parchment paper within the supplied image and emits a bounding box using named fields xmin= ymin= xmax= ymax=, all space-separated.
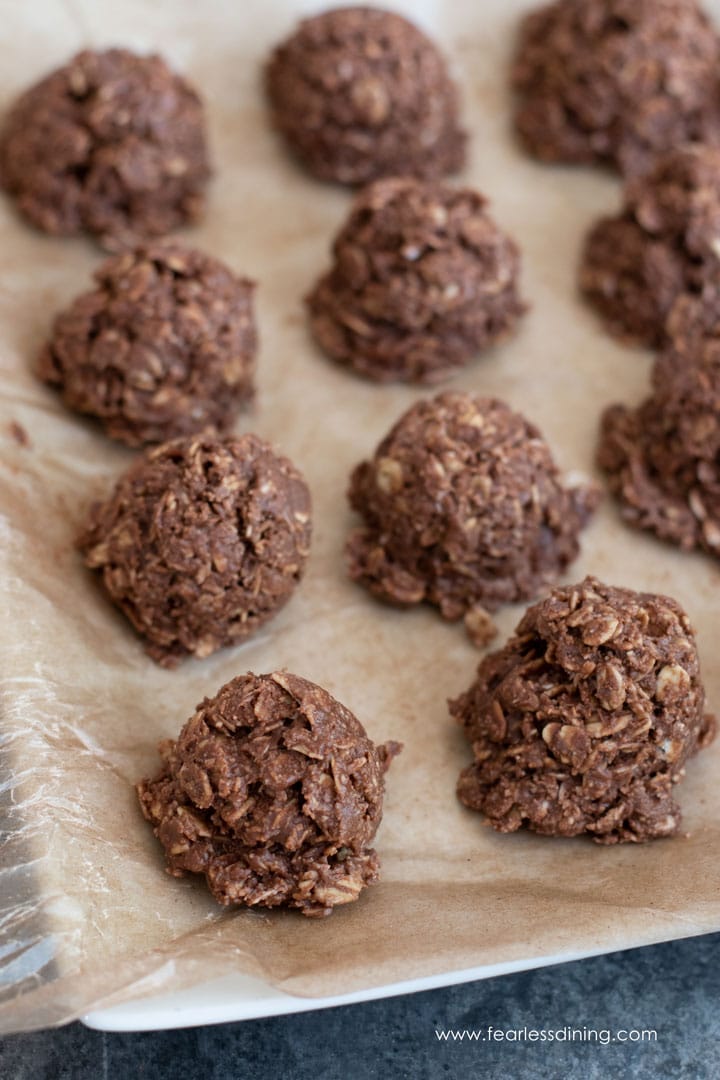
xmin=1 ymin=0 xmax=720 ymax=1035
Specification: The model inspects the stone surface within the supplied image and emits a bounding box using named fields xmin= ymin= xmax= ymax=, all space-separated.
xmin=1 ymin=933 xmax=718 ymax=1077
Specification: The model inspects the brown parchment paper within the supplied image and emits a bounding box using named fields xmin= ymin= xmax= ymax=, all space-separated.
xmin=2 ymin=0 xmax=720 ymax=1036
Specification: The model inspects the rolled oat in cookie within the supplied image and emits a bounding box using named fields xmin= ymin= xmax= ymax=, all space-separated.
xmin=0 ymin=49 xmax=210 ymax=249
xmin=78 ymin=434 xmax=311 ymax=667
xmin=38 ymin=243 xmax=256 ymax=447
xmin=346 ymin=393 xmax=597 ymax=643
xmin=512 ymin=0 xmax=720 ymax=176
xmin=307 ymin=177 xmax=526 ymax=383
xmin=580 ymin=144 xmax=720 ymax=348
xmin=598 ymin=292 xmax=720 ymax=556
xmin=137 ymin=671 xmax=401 ymax=917
xmin=265 ymin=6 xmax=465 ymax=185
xmin=453 ymin=577 xmax=715 ymax=843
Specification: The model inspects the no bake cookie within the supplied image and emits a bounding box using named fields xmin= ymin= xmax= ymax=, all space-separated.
xmin=307 ymin=177 xmax=525 ymax=383
xmin=512 ymin=0 xmax=720 ymax=176
xmin=346 ymin=393 xmax=597 ymax=642
xmin=598 ymin=293 xmax=720 ymax=555
xmin=580 ymin=144 xmax=720 ymax=347
xmin=0 ymin=48 xmax=210 ymax=248
xmin=453 ymin=577 xmax=715 ymax=842
xmin=39 ymin=244 xmax=256 ymax=447
xmin=138 ymin=671 xmax=401 ymax=916
xmin=78 ymin=434 xmax=311 ymax=666
xmin=266 ymin=6 xmax=465 ymax=184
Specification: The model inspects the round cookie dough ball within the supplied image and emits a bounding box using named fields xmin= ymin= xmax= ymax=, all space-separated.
xmin=265 ymin=6 xmax=465 ymax=185
xmin=453 ymin=576 xmax=715 ymax=842
xmin=580 ymin=144 xmax=720 ymax=347
xmin=598 ymin=293 xmax=720 ymax=555
xmin=78 ymin=435 xmax=311 ymax=666
xmin=512 ymin=0 xmax=720 ymax=176
xmin=0 ymin=49 xmax=210 ymax=248
xmin=137 ymin=671 xmax=401 ymax=916
xmin=38 ymin=244 xmax=256 ymax=447
xmin=346 ymin=393 xmax=598 ymax=642
xmin=307 ymin=177 xmax=526 ymax=383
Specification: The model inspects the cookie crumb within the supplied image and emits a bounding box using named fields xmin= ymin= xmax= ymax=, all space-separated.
xmin=8 ymin=421 xmax=30 ymax=448
xmin=463 ymin=605 xmax=498 ymax=648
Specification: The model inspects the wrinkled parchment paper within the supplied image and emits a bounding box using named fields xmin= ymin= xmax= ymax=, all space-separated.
xmin=2 ymin=0 xmax=720 ymax=1036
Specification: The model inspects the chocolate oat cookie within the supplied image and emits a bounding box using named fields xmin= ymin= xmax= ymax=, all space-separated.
xmin=512 ymin=0 xmax=720 ymax=176
xmin=137 ymin=671 xmax=401 ymax=917
xmin=78 ymin=435 xmax=311 ymax=666
xmin=346 ymin=393 xmax=597 ymax=643
xmin=580 ymin=144 xmax=720 ymax=347
xmin=598 ymin=293 xmax=720 ymax=556
xmin=265 ymin=6 xmax=465 ymax=185
xmin=0 ymin=49 xmax=210 ymax=248
xmin=453 ymin=577 xmax=715 ymax=843
xmin=307 ymin=177 xmax=526 ymax=383
xmin=38 ymin=244 xmax=256 ymax=447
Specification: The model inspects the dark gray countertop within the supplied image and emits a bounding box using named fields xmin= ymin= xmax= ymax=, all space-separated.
xmin=2 ymin=931 xmax=718 ymax=1079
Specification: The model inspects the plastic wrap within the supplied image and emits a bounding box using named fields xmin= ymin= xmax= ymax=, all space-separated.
xmin=2 ymin=0 xmax=720 ymax=1036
